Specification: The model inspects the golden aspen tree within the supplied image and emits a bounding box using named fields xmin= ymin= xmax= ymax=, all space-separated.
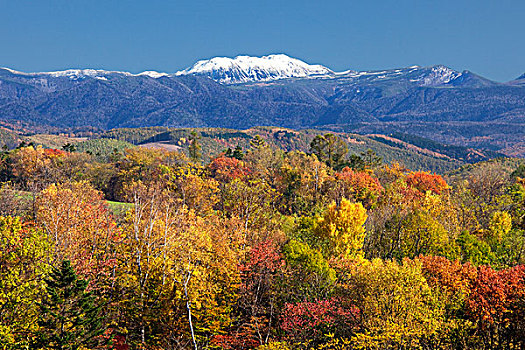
xmin=315 ymin=198 xmax=367 ymax=259
xmin=0 ymin=217 xmax=50 ymax=348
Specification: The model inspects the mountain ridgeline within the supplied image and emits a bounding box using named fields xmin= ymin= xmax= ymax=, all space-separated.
xmin=1 ymin=54 xmax=524 ymax=156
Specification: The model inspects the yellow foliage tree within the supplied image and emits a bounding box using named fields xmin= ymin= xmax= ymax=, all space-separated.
xmin=315 ymin=198 xmax=367 ymax=259
xmin=118 ymin=180 xmax=244 ymax=349
xmin=257 ymin=341 xmax=290 ymax=350
xmin=0 ymin=216 xmax=50 ymax=348
xmin=10 ymin=146 xmax=90 ymax=193
xmin=488 ymin=211 xmax=512 ymax=241
xmin=162 ymin=163 xmax=219 ymax=215
xmin=278 ymin=151 xmax=329 ymax=215
xmin=221 ymin=178 xmax=280 ymax=237
xmin=337 ymin=258 xmax=444 ymax=349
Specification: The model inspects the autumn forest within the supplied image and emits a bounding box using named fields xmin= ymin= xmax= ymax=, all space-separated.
xmin=1 ymin=133 xmax=525 ymax=350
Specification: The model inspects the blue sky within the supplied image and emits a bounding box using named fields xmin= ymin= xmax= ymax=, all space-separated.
xmin=0 ymin=0 xmax=523 ymax=81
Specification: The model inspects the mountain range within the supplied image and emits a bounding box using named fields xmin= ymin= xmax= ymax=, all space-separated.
xmin=1 ymin=54 xmax=524 ymax=156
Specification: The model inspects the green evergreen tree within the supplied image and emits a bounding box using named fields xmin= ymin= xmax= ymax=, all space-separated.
xmin=188 ymin=131 xmax=202 ymax=162
xmin=61 ymin=143 xmax=76 ymax=153
xmin=347 ymin=149 xmax=382 ymax=171
xmin=249 ymin=135 xmax=267 ymax=149
xmin=33 ymin=260 xmax=106 ymax=350
xmin=511 ymin=164 xmax=525 ymax=179
xmin=348 ymin=154 xmax=366 ymax=171
xmin=361 ymin=149 xmax=382 ymax=168
xmin=310 ymin=133 xmax=348 ymax=169
xmin=232 ymin=145 xmax=244 ymax=160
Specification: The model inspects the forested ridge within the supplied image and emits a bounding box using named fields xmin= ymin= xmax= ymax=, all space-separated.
xmin=1 ymin=133 xmax=525 ymax=350
xmin=0 ymin=126 xmax=503 ymax=174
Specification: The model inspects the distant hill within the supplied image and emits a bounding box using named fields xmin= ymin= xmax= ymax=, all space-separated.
xmin=99 ymin=126 xmax=505 ymax=173
xmin=0 ymin=125 xmax=508 ymax=173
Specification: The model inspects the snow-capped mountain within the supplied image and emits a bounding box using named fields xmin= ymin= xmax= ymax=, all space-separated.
xmin=333 ymin=65 xmax=468 ymax=87
xmin=0 ymin=67 xmax=169 ymax=80
xmin=175 ymin=54 xmax=473 ymax=87
xmin=0 ymin=56 xmax=522 ymax=158
xmin=2 ymin=55 xmax=473 ymax=88
xmin=176 ymin=54 xmax=334 ymax=84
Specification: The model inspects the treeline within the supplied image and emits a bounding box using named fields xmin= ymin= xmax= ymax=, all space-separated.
xmin=0 ymin=134 xmax=524 ymax=350
xmin=387 ymin=132 xmax=503 ymax=162
xmin=95 ymin=126 xmax=463 ymax=172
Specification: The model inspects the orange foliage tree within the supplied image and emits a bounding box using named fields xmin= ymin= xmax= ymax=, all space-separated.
xmin=35 ymin=181 xmax=120 ymax=290
xmin=406 ymin=171 xmax=448 ymax=195
xmin=466 ymin=265 xmax=525 ymax=348
xmin=327 ymin=167 xmax=384 ymax=209
xmin=208 ymin=155 xmax=251 ymax=183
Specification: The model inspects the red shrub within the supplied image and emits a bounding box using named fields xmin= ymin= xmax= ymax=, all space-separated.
xmin=280 ymin=297 xmax=360 ymax=345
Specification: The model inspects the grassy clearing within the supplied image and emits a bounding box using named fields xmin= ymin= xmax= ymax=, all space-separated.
xmin=106 ymin=200 xmax=133 ymax=216
xmin=7 ymin=189 xmax=132 ymax=216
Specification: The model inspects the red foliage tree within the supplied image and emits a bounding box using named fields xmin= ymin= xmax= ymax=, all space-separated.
xmin=406 ymin=171 xmax=448 ymax=195
xmin=420 ymin=256 xmax=477 ymax=294
xmin=213 ymin=240 xmax=284 ymax=349
xmin=43 ymin=148 xmax=67 ymax=158
xmin=329 ymin=167 xmax=384 ymax=208
xmin=420 ymin=255 xmax=477 ymax=322
xmin=280 ymin=297 xmax=360 ymax=346
xmin=208 ymin=155 xmax=252 ymax=183
xmin=467 ymin=264 xmax=525 ymax=347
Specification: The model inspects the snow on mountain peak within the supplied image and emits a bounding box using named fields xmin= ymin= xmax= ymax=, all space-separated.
xmin=416 ymin=65 xmax=463 ymax=86
xmin=1 ymin=60 xmax=471 ymax=88
xmin=137 ymin=71 xmax=170 ymax=78
xmin=45 ymin=69 xmax=125 ymax=79
xmin=176 ymin=54 xmax=334 ymax=83
xmin=0 ymin=67 xmax=171 ymax=80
